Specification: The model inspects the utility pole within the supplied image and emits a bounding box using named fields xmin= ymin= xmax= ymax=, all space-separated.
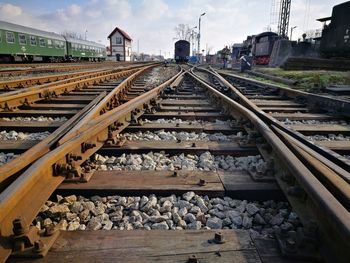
xmin=85 ymin=29 xmax=88 ymax=40
xmin=197 ymin=12 xmax=206 ymax=61
xmin=290 ymin=26 xmax=297 ymax=40
xmin=137 ymin=39 xmax=139 ymax=54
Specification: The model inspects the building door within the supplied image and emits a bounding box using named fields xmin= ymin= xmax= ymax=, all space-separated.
xmin=116 ymin=54 xmax=121 ymax=61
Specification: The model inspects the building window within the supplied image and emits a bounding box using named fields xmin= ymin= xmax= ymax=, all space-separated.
xmin=116 ymin=36 xmax=122 ymax=44
xmin=39 ymin=38 xmax=46 ymax=47
xmin=18 ymin=34 xmax=27 ymax=45
xmin=6 ymin=32 xmax=15 ymax=43
xmin=47 ymin=39 xmax=52 ymax=48
xmin=30 ymin=35 xmax=37 ymax=46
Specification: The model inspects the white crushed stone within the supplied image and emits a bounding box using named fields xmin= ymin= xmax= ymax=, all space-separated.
xmin=93 ymin=152 xmax=268 ymax=173
xmin=282 ymin=119 xmax=348 ymax=125
xmin=36 ymin=193 xmax=301 ymax=238
xmin=0 ymin=116 xmax=67 ymax=122
xmin=0 ymin=152 xmax=18 ymax=166
xmin=0 ymin=130 xmax=50 ymax=140
xmin=143 ymin=118 xmax=236 ymax=125
xmin=119 ymin=131 xmax=245 ymax=142
xmin=306 ymin=134 xmax=350 ymax=141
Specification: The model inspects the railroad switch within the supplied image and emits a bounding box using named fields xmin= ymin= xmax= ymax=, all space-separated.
xmin=8 ymin=218 xmax=59 ymax=259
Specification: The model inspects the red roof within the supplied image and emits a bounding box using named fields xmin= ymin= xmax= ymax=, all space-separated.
xmin=108 ymin=27 xmax=132 ymax=41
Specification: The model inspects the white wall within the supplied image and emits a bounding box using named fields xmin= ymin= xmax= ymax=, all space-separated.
xmin=109 ymin=31 xmax=132 ymax=61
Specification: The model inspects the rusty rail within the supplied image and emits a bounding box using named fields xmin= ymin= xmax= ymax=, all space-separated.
xmin=0 ymin=64 xmax=154 ymax=111
xmin=0 ymin=63 xmax=161 ymax=185
xmin=0 ymin=62 xmax=145 ymax=78
xmin=0 ymin=68 xmax=183 ymax=262
xmin=191 ymin=68 xmax=350 ymax=262
xmin=0 ymin=68 xmax=112 ymax=90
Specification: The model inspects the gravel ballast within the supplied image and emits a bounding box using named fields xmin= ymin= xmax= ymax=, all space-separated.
xmin=306 ymin=134 xmax=350 ymax=141
xmin=93 ymin=152 xmax=269 ymax=173
xmin=0 ymin=152 xmax=18 ymax=166
xmin=0 ymin=116 xmax=67 ymax=122
xmin=35 ymin=193 xmax=301 ymax=238
xmin=282 ymin=119 xmax=348 ymax=125
xmin=119 ymin=131 xmax=244 ymax=142
xmin=0 ymin=130 xmax=50 ymax=140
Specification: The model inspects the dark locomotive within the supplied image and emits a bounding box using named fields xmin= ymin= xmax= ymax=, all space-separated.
xmin=174 ymin=40 xmax=190 ymax=63
xmin=238 ymin=32 xmax=278 ymax=65
xmin=318 ymin=1 xmax=350 ymax=59
xmin=252 ymin=32 xmax=279 ymax=65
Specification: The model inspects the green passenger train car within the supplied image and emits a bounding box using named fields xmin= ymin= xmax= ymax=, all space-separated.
xmin=0 ymin=20 xmax=66 ymax=62
xmin=0 ymin=20 xmax=106 ymax=62
xmin=65 ymin=37 xmax=106 ymax=61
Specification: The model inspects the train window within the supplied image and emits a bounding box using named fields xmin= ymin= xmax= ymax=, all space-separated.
xmin=6 ymin=32 xmax=15 ymax=43
xmin=39 ymin=38 xmax=45 ymax=47
xmin=60 ymin=41 xmax=64 ymax=48
xmin=116 ymin=37 xmax=122 ymax=44
xmin=0 ymin=31 xmax=2 ymax=43
xmin=54 ymin=40 xmax=60 ymax=48
xmin=47 ymin=39 xmax=52 ymax=48
xmin=30 ymin=36 xmax=37 ymax=46
xmin=19 ymin=34 xmax=27 ymax=45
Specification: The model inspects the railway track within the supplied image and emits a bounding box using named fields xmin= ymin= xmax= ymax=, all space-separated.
xmin=0 ymin=62 xmax=141 ymax=78
xmin=0 ymin=65 xmax=349 ymax=262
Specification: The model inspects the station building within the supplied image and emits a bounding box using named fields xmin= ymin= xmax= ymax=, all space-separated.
xmin=107 ymin=27 xmax=132 ymax=61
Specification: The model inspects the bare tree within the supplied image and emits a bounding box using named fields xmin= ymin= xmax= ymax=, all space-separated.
xmin=174 ymin=24 xmax=192 ymax=41
xmin=61 ymin=31 xmax=83 ymax=40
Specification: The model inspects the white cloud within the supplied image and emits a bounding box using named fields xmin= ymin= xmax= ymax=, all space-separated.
xmin=0 ymin=3 xmax=22 ymax=18
xmin=0 ymin=0 xmax=346 ymax=56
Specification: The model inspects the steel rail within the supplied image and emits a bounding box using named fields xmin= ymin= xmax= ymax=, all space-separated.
xmin=0 ymin=92 xmax=106 ymax=186
xmin=0 ymin=67 xmax=115 ymax=90
xmin=58 ymin=64 xmax=177 ymax=145
xmin=201 ymin=67 xmax=350 ymax=172
xmin=0 ymin=64 xmax=155 ymax=111
xmin=0 ymin=64 xmax=161 ymax=184
xmin=0 ymin=62 xmax=142 ymax=77
xmin=216 ymin=69 xmax=350 ymax=116
xmin=0 ymin=64 xmax=148 ymax=97
xmin=0 ymin=69 xmax=183 ymax=262
xmin=190 ymin=69 xmax=350 ymax=262
xmin=195 ymin=67 xmax=350 ymax=199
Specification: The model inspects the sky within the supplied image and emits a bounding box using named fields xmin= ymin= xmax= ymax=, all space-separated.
xmin=0 ymin=0 xmax=346 ymax=57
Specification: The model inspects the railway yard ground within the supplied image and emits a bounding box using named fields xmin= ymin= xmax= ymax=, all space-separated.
xmin=0 ymin=62 xmax=349 ymax=263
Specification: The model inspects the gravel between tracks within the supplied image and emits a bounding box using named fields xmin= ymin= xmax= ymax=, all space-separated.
xmin=36 ymin=193 xmax=301 ymax=238
xmin=306 ymin=134 xmax=350 ymax=141
xmin=144 ymin=66 xmax=179 ymax=89
xmin=0 ymin=130 xmax=50 ymax=140
xmin=119 ymin=131 xmax=244 ymax=141
xmin=93 ymin=152 xmax=269 ymax=173
xmin=0 ymin=116 xmax=67 ymax=122
xmin=142 ymin=118 xmax=236 ymax=125
xmin=282 ymin=119 xmax=348 ymax=125
xmin=0 ymin=152 xmax=18 ymax=166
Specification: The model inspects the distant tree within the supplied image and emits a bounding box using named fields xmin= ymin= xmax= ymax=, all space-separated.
xmin=61 ymin=31 xmax=83 ymax=40
xmin=174 ymin=24 xmax=192 ymax=41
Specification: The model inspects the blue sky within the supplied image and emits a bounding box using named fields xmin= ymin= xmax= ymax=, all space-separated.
xmin=0 ymin=0 xmax=346 ymax=56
